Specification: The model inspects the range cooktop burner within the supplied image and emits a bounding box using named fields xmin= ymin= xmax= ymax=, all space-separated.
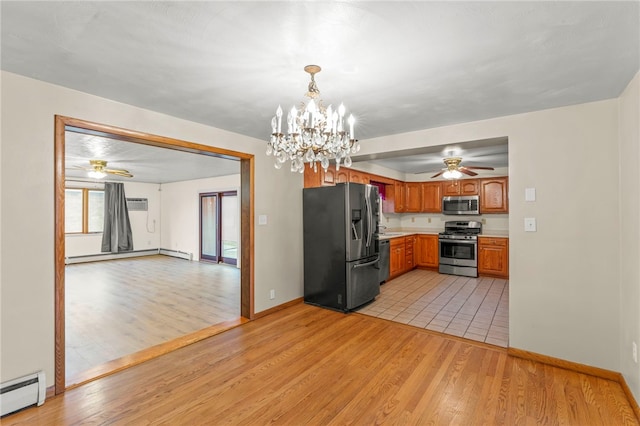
xmin=440 ymin=220 xmax=482 ymax=239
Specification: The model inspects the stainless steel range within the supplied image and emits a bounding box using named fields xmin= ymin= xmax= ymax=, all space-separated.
xmin=438 ymin=220 xmax=482 ymax=278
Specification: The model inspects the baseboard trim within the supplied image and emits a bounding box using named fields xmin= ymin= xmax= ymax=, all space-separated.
xmin=619 ymin=376 xmax=640 ymax=422
xmin=508 ymin=347 xmax=640 ymax=421
xmin=46 ymin=385 xmax=56 ymax=400
xmin=253 ymin=297 xmax=303 ymax=319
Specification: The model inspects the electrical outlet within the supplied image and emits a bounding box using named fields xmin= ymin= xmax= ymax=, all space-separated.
xmin=411 ymin=217 xmax=415 ymax=223
xmin=427 ymin=217 xmax=431 ymax=223
xmin=633 ymin=342 xmax=638 ymax=363
xmin=269 ymin=289 xmax=275 ymax=300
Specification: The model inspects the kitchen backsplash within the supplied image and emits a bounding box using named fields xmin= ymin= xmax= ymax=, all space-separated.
xmin=380 ymin=212 xmax=508 ymax=233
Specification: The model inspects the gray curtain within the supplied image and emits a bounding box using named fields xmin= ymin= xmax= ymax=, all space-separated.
xmin=101 ymin=182 xmax=134 ymax=253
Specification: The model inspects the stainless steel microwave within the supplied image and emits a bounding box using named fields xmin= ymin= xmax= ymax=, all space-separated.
xmin=442 ymin=195 xmax=480 ymax=215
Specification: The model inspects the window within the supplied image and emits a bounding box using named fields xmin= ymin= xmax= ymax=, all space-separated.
xmin=65 ymin=188 xmax=104 ymax=233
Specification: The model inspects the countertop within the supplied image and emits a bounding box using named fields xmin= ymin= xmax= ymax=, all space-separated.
xmin=378 ymin=229 xmax=509 ymax=240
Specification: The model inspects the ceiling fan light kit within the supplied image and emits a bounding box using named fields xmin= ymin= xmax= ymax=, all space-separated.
xmin=432 ymin=157 xmax=494 ymax=179
xmin=266 ymin=65 xmax=360 ymax=174
xmin=442 ymin=169 xmax=463 ymax=179
xmin=87 ymin=170 xmax=107 ymax=179
xmin=76 ymin=159 xmax=133 ymax=179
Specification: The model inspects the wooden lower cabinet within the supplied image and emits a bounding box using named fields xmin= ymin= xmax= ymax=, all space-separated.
xmin=389 ymin=235 xmax=419 ymax=279
xmin=389 ymin=237 xmax=406 ymax=278
xmin=415 ymin=235 xmax=439 ymax=268
xmin=405 ymin=235 xmax=416 ymax=270
xmin=478 ymin=237 xmax=509 ymax=278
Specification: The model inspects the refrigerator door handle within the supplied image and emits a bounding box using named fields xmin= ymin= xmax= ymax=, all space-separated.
xmin=353 ymin=256 xmax=380 ymax=269
xmin=364 ymin=188 xmax=372 ymax=248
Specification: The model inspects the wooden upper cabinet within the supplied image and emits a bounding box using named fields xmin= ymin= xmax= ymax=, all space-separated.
xmin=394 ymin=181 xmax=406 ymax=213
xmin=442 ymin=179 xmax=478 ymax=196
xmin=303 ymin=165 xmax=374 ymax=188
xmin=459 ymin=180 xmax=479 ymax=195
xmin=348 ymin=170 xmax=369 ymax=184
xmin=420 ymin=182 xmax=442 ymax=213
xmin=382 ymin=183 xmax=395 ymax=213
xmin=336 ymin=168 xmax=349 ymax=184
xmin=480 ymin=177 xmax=508 ymax=213
xmin=404 ymin=182 xmax=421 ymax=212
xmin=322 ymin=165 xmax=337 ymax=186
xmin=303 ymin=164 xmax=339 ymax=188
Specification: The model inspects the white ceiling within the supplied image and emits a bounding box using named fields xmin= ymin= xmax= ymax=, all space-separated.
xmin=2 ymin=1 xmax=638 ymax=178
xmin=64 ymin=131 xmax=240 ymax=184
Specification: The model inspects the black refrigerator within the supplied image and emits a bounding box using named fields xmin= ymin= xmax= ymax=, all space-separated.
xmin=303 ymin=183 xmax=380 ymax=312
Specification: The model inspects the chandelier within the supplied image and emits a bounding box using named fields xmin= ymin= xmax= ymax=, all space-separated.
xmin=267 ymin=65 xmax=360 ymax=173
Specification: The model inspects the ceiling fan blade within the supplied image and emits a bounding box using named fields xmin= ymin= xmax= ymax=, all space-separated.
xmin=459 ymin=167 xmax=478 ymax=176
xmin=465 ymin=166 xmax=495 ymax=171
xmin=431 ymin=170 xmax=444 ymax=178
xmin=106 ymin=169 xmax=133 ymax=178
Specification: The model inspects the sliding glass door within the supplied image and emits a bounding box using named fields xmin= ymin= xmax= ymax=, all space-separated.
xmin=200 ymin=191 xmax=238 ymax=265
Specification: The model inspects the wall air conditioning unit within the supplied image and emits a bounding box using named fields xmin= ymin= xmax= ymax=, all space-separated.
xmin=126 ymin=198 xmax=148 ymax=211
xmin=0 ymin=371 xmax=46 ymax=417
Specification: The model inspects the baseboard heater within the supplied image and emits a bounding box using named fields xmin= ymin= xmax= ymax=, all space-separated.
xmin=0 ymin=371 xmax=46 ymax=417
xmin=65 ymin=249 xmax=160 ymax=265
xmin=159 ymin=248 xmax=193 ymax=261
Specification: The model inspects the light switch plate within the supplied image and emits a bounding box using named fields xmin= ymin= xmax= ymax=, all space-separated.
xmin=524 ymin=217 xmax=537 ymax=232
xmin=258 ymin=214 xmax=268 ymax=225
xmin=525 ymin=187 xmax=536 ymax=202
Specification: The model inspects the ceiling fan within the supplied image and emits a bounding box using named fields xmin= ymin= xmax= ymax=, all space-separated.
xmin=75 ymin=159 xmax=133 ymax=179
xmin=431 ymin=157 xmax=494 ymax=179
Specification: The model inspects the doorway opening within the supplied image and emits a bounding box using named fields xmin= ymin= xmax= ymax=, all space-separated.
xmin=54 ymin=115 xmax=254 ymax=395
xmin=200 ymin=191 xmax=238 ymax=265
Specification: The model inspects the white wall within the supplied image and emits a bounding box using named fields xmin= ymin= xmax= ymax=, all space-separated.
xmin=618 ymin=71 xmax=640 ymax=401
xmin=0 ymin=71 xmax=303 ymax=384
xmin=160 ymin=174 xmax=241 ymax=263
xmin=359 ymin=99 xmax=622 ymax=372
xmin=1 ymin=68 xmax=637 ymax=397
xmin=65 ymin=181 xmax=161 ymax=257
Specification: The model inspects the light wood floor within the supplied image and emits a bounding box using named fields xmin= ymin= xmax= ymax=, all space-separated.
xmin=358 ymin=269 xmax=509 ymax=347
xmin=65 ymin=255 xmax=240 ymax=382
xmin=8 ymin=303 xmax=638 ymax=425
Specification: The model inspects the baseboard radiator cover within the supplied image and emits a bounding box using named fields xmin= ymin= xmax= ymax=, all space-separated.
xmin=0 ymin=371 xmax=46 ymax=417
xmin=159 ymin=248 xmax=193 ymax=261
xmin=65 ymin=249 xmax=160 ymax=264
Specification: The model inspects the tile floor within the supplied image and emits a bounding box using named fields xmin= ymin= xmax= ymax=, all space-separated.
xmin=357 ymin=269 xmax=509 ymax=347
